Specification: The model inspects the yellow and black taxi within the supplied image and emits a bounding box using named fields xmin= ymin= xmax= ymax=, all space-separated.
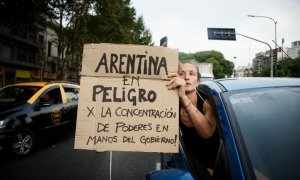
xmin=0 ymin=81 xmax=79 ymax=157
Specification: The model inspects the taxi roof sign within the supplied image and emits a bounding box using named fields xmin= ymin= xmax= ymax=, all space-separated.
xmin=207 ymin=28 xmax=236 ymax=41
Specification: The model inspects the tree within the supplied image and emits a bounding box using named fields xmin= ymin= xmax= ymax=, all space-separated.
xmin=132 ymin=16 xmax=153 ymax=45
xmin=47 ymin=0 xmax=93 ymax=80
xmin=288 ymin=58 xmax=300 ymax=77
xmin=206 ymin=57 xmax=224 ymax=79
xmin=0 ymin=0 xmax=53 ymax=28
xmin=257 ymin=67 xmax=271 ymax=77
xmin=256 ymin=58 xmax=300 ymax=77
xmin=221 ymin=59 xmax=234 ymax=77
xmin=194 ymin=50 xmax=225 ymax=63
xmin=48 ymin=0 xmax=153 ymax=80
xmin=179 ymin=52 xmax=194 ymax=60
xmin=179 ymin=50 xmax=234 ymax=79
xmin=82 ymin=1 xmax=152 ymax=45
xmin=274 ymin=59 xmax=290 ymax=77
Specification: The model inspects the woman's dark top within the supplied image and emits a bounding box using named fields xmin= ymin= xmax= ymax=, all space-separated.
xmin=180 ymin=92 xmax=220 ymax=168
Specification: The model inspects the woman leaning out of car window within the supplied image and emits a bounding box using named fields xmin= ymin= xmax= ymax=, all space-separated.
xmin=166 ymin=60 xmax=220 ymax=176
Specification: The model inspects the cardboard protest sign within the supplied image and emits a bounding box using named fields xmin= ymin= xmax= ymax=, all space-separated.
xmin=74 ymin=43 xmax=179 ymax=153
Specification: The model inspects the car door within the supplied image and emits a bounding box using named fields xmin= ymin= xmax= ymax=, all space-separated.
xmin=29 ymin=85 xmax=64 ymax=131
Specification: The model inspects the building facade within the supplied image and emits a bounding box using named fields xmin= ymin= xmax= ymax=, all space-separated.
xmin=0 ymin=23 xmax=45 ymax=87
xmin=252 ymin=51 xmax=272 ymax=74
xmin=198 ymin=62 xmax=214 ymax=81
xmin=252 ymin=40 xmax=300 ymax=74
xmin=0 ymin=19 xmax=79 ymax=87
xmin=287 ymin=41 xmax=300 ymax=59
xmin=235 ymin=65 xmax=253 ymax=77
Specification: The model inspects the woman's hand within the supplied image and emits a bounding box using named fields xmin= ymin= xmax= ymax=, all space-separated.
xmin=166 ymin=72 xmax=186 ymax=98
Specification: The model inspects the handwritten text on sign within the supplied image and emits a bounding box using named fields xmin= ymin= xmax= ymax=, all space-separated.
xmin=74 ymin=43 xmax=179 ymax=152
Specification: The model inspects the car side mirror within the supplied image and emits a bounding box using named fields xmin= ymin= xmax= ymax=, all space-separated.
xmin=146 ymin=169 xmax=194 ymax=180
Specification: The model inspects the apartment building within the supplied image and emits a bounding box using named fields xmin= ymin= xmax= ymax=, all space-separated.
xmin=252 ymin=40 xmax=300 ymax=74
xmin=0 ymin=19 xmax=79 ymax=87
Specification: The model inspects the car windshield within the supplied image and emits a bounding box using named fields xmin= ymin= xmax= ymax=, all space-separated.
xmin=0 ymin=85 xmax=41 ymax=106
xmin=228 ymin=87 xmax=300 ymax=180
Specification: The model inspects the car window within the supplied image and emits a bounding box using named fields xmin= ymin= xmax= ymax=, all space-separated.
xmin=0 ymin=86 xmax=40 ymax=104
xmin=228 ymin=87 xmax=300 ymax=180
xmin=40 ymin=87 xmax=62 ymax=105
xmin=63 ymin=87 xmax=79 ymax=103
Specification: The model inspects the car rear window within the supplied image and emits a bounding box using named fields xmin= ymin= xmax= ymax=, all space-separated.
xmin=64 ymin=87 xmax=79 ymax=103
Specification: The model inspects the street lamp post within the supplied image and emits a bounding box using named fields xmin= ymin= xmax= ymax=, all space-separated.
xmin=207 ymin=28 xmax=273 ymax=77
xmin=233 ymin=56 xmax=236 ymax=77
xmin=247 ymin=15 xmax=277 ymax=77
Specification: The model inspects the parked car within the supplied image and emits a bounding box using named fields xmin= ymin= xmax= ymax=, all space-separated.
xmin=0 ymin=81 xmax=79 ymax=157
xmin=147 ymin=78 xmax=300 ymax=180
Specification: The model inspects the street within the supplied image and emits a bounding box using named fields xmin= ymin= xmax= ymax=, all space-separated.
xmin=0 ymin=128 xmax=161 ymax=180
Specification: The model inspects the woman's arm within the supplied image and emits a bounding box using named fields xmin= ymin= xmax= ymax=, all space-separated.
xmin=183 ymin=99 xmax=216 ymax=139
xmin=166 ymin=72 xmax=217 ymax=139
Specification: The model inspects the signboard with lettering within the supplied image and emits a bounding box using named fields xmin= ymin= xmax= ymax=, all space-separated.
xmin=207 ymin=28 xmax=236 ymax=41
xmin=74 ymin=43 xmax=179 ymax=153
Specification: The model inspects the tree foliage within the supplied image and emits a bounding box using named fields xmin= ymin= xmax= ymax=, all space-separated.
xmin=254 ymin=57 xmax=300 ymax=77
xmin=179 ymin=52 xmax=194 ymax=60
xmin=286 ymin=58 xmax=300 ymax=77
xmin=81 ymin=0 xmax=152 ymax=45
xmin=0 ymin=0 xmax=53 ymax=28
xmin=1 ymin=0 xmax=153 ymax=80
xmin=48 ymin=0 xmax=153 ymax=79
xmin=179 ymin=50 xmax=234 ymax=79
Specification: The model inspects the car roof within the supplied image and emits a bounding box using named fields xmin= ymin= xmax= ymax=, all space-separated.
xmin=204 ymin=78 xmax=300 ymax=92
xmin=7 ymin=82 xmax=47 ymax=87
xmin=6 ymin=81 xmax=79 ymax=88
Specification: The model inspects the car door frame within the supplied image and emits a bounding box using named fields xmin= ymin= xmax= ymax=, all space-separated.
xmin=29 ymin=85 xmax=64 ymax=132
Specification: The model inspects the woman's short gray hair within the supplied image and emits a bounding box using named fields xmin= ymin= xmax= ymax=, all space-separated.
xmin=180 ymin=59 xmax=201 ymax=80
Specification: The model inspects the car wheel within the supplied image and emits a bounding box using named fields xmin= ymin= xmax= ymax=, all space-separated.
xmin=11 ymin=129 xmax=36 ymax=158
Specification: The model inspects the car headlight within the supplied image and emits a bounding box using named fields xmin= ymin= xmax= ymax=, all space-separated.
xmin=0 ymin=118 xmax=9 ymax=129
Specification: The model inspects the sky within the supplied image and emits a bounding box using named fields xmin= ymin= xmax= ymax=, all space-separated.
xmin=130 ymin=0 xmax=300 ymax=68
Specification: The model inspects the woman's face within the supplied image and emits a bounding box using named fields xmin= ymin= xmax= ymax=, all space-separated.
xmin=178 ymin=63 xmax=200 ymax=92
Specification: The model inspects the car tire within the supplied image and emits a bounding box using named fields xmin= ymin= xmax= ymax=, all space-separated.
xmin=11 ymin=128 xmax=36 ymax=158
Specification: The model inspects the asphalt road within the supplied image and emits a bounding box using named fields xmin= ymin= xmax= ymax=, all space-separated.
xmin=0 ymin=128 xmax=161 ymax=180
